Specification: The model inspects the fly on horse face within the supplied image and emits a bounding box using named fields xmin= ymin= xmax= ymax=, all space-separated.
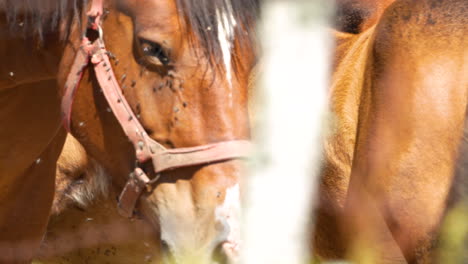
xmin=0 ymin=0 xmax=258 ymax=263
xmin=314 ymin=0 xmax=467 ymax=263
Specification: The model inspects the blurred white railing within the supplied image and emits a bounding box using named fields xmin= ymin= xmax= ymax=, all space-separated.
xmin=242 ymin=0 xmax=332 ymax=263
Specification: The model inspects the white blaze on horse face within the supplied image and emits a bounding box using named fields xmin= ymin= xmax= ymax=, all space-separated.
xmin=215 ymin=184 xmax=241 ymax=258
xmin=216 ymin=4 xmax=236 ymax=102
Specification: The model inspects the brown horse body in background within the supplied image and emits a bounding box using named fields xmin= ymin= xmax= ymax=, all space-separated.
xmin=315 ymin=0 xmax=467 ymax=263
xmin=0 ymin=2 xmax=68 ymax=261
xmin=1 ymin=0 xmax=257 ymax=263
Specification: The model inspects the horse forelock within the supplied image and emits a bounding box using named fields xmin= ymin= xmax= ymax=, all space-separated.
xmin=175 ymin=0 xmax=259 ymax=74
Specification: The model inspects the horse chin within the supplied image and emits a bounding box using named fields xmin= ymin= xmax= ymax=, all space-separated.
xmin=138 ymin=178 xmax=241 ymax=264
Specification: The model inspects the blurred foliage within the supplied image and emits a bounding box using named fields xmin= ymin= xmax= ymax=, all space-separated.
xmin=436 ymin=203 xmax=468 ymax=263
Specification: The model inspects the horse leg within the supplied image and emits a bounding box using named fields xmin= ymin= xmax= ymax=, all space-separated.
xmin=0 ymin=81 xmax=66 ymax=263
xmin=343 ymin=0 xmax=467 ymax=263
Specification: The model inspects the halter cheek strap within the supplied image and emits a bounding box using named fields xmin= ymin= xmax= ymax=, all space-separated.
xmin=61 ymin=1 xmax=251 ymax=218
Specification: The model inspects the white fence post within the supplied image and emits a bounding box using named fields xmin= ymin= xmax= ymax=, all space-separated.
xmin=242 ymin=0 xmax=332 ymax=263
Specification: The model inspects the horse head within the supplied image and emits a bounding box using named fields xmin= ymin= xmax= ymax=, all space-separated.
xmin=58 ymin=0 xmax=258 ymax=262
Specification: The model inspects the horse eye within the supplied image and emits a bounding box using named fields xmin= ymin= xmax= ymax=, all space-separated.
xmin=139 ymin=39 xmax=170 ymax=65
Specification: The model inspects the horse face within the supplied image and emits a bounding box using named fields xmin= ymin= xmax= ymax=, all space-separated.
xmin=60 ymin=0 xmax=255 ymax=262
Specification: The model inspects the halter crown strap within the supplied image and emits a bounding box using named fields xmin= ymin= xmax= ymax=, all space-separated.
xmin=61 ymin=0 xmax=252 ymax=218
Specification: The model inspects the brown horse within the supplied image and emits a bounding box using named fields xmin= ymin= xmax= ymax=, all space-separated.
xmin=0 ymin=2 xmax=69 ymax=262
xmin=0 ymin=0 xmax=257 ymax=263
xmin=315 ymin=0 xmax=467 ymax=263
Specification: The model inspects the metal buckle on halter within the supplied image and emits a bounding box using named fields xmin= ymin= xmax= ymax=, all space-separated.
xmin=86 ymin=0 xmax=104 ymax=30
xmin=84 ymin=0 xmax=104 ymax=46
xmin=135 ymin=159 xmax=161 ymax=192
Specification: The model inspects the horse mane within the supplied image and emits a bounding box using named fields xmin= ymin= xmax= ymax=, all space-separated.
xmin=0 ymin=0 xmax=83 ymax=39
xmin=0 ymin=0 xmax=77 ymax=39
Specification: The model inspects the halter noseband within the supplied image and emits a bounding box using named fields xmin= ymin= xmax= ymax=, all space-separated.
xmin=61 ymin=0 xmax=251 ymax=218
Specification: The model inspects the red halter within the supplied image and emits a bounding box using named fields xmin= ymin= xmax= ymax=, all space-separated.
xmin=61 ymin=0 xmax=251 ymax=218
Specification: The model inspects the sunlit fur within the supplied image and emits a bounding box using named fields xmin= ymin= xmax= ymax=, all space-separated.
xmin=315 ymin=0 xmax=467 ymax=263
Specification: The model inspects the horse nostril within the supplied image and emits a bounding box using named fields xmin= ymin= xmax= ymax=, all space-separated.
xmin=161 ymin=240 xmax=178 ymax=264
xmin=161 ymin=239 xmax=170 ymax=253
xmin=212 ymin=242 xmax=229 ymax=264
